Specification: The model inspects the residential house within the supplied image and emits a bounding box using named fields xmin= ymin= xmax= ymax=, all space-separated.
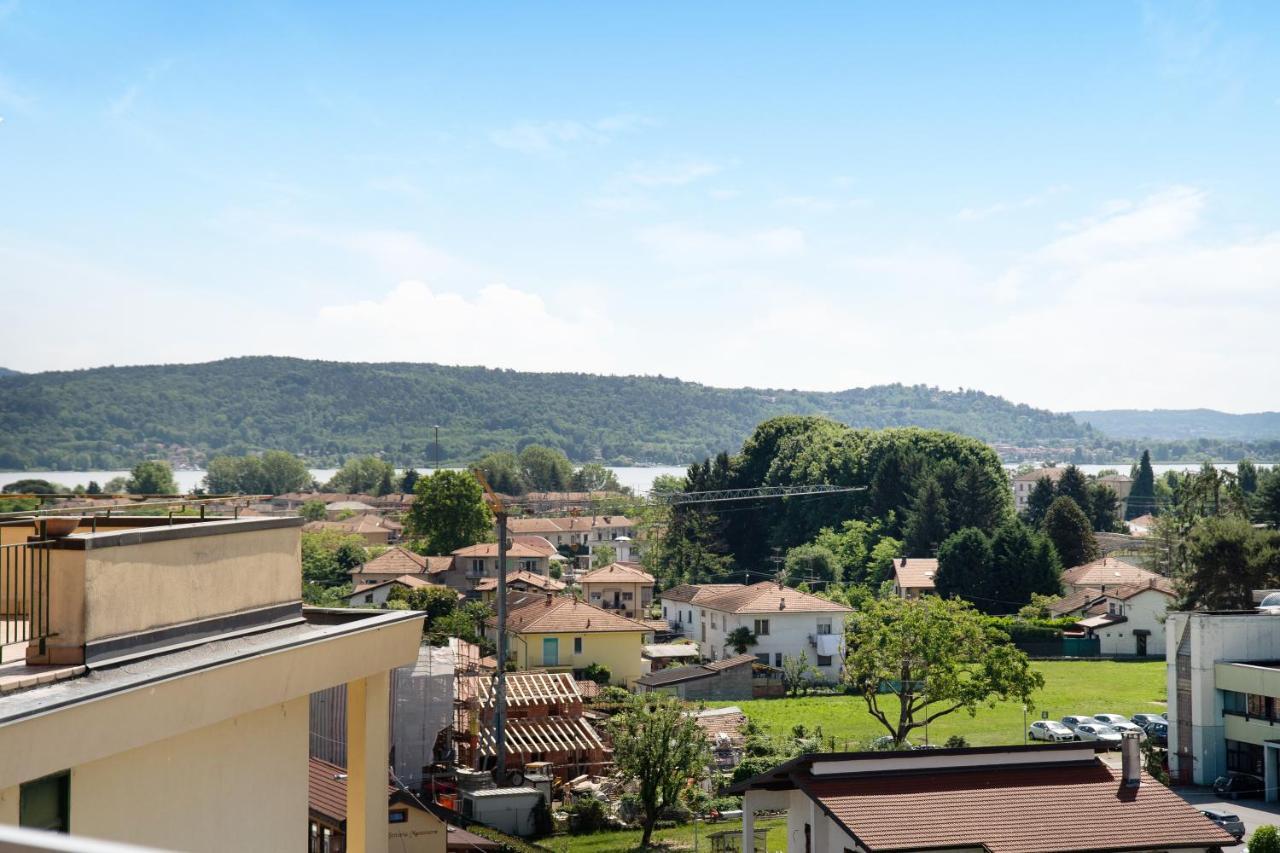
xmin=1128 ymin=513 xmax=1157 ymax=537
xmin=635 ymin=653 xmax=764 ymax=700
xmin=659 ymin=582 xmax=853 ymax=683
xmin=505 ymin=515 xmax=635 ymax=550
xmin=439 ymin=543 xmax=551 ymax=594
xmin=305 ymin=513 xmax=403 ymax=545
xmin=0 ymin=514 xmax=423 ymax=852
xmin=519 ymin=492 xmax=624 ymax=513
xmin=1099 ymin=473 xmax=1134 ymax=517
xmin=891 ymin=557 xmax=936 ymax=599
xmin=474 ymin=570 xmax=566 ymax=605
xmin=1166 ymin=603 xmax=1280 ymax=792
xmin=728 ymin=741 xmax=1235 ymax=852
xmin=326 ymin=499 xmax=379 ymax=519
xmin=454 ymin=672 xmax=607 ymax=782
xmin=485 ymin=593 xmax=652 ymax=686
xmin=578 ymin=562 xmax=654 ymax=619
xmin=659 ymin=584 xmax=742 ymax=634
xmin=1061 ymin=557 xmax=1162 ymax=593
xmin=1010 ymin=466 xmax=1068 ymax=513
xmin=1067 ymin=577 xmax=1176 ymax=657
xmin=587 ymin=536 xmax=639 ymax=566
xmin=344 ymin=574 xmax=460 ymax=608
xmin=349 ymin=546 xmax=453 ymax=587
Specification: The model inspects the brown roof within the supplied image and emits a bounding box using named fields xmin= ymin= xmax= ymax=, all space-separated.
xmin=694 ymin=582 xmax=853 ymax=614
xmin=893 ymin=557 xmax=937 ymax=591
xmin=473 ymin=570 xmax=566 ymax=593
xmin=807 ymin=762 xmax=1235 ymax=853
xmin=1047 ymin=587 xmax=1103 ymax=616
xmin=511 ymin=535 xmax=560 ymax=556
xmin=506 ymin=515 xmax=634 ymax=534
xmin=452 ymin=542 xmax=547 ymax=558
xmin=690 ymin=706 xmax=748 ymax=746
xmin=705 ymin=653 xmax=760 ymax=671
xmin=493 ymin=595 xmax=652 ymax=634
xmin=351 ymin=546 xmax=452 ymax=578
xmin=579 ymin=562 xmax=655 ymax=584
xmin=1108 ymin=577 xmax=1176 ymax=600
xmin=1061 ymin=558 xmax=1161 ymax=589
xmin=660 ymin=583 xmax=742 ymax=604
xmin=1012 ymin=466 xmax=1069 ymax=483
xmin=575 ymin=679 xmax=601 ymax=699
xmin=343 ymin=574 xmax=451 ymax=599
xmin=308 ymin=757 xmax=349 ymax=823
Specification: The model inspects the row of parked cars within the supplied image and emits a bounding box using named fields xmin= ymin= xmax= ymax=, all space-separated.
xmin=1027 ymin=713 xmax=1168 ymax=747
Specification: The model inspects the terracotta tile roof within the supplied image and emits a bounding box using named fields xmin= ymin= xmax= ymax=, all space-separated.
xmin=308 ymin=757 xmax=349 ymax=822
xmin=706 ymin=653 xmax=759 ymax=671
xmin=892 ymin=557 xmax=937 ymax=590
xmin=351 ymin=546 xmax=453 ymax=577
xmin=493 ymin=595 xmax=653 ymax=634
xmin=342 ymin=574 xmax=437 ymax=598
xmin=660 ymin=583 xmax=742 ymax=604
xmin=1012 ymin=466 xmax=1069 ymax=483
xmin=807 ymin=762 xmax=1235 ymax=853
xmin=511 ymin=535 xmax=560 ymax=556
xmin=690 ymin=706 xmax=748 ymax=746
xmin=696 ymin=582 xmax=854 ymax=614
xmin=1108 ymin=577 xmax=1176 ymax=600
xmin=506 ymin=515 xmax=634 ymax=534
xmin=1047 ymin=587 xmax=1103 ymax=617
xmin=1062 ymin=558 xmax=1161 ymax=589
xmin=579 ymin=562 xmax=655 ymax=584
xmin=575 ymin=679 xmax=601 ymax=699
xmin=473 ymin=570 xmax=566 ymax=592
xmin=451 ymin=542 xmax=547 ymax=558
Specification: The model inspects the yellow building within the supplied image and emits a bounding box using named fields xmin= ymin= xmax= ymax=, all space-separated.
xmin=0 ymin=514 xmax=423 ymax=853
xmin=577 ymin=562 xmax=654 ymax=619
xmin=487 ymin=593 xmax=652 ymax=686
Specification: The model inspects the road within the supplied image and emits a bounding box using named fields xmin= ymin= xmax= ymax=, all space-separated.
xmin=1175 ymin=786 xmax=1280 ymax=844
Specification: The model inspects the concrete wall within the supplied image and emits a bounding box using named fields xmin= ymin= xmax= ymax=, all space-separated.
xmin=679 ymin=664 xmax=753 ymax=701
xmin=71 ymin=698 xmax=308 ymax=852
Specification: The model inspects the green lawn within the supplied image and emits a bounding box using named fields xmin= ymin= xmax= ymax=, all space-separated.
xmin=703 ymin=660 xmax=1167 ymax=749
xmin=548 ymin=817 xmax=787 ymax=853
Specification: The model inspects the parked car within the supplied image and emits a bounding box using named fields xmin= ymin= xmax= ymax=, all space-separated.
xmin=1200 ymin=809 xmax=1245 ymax=840
xmin=1144 ymin=721 xmax=1168 ymax=746
xmin=1092 ymin=715 xmax=1146 ymax=738
xmin=1073 ymin=723 xmax=1123 ymax=747
xmin=1028 ymin=720 xmax=1076 ymax=742
xmin=1061 ymin=715 xmax=1095 ymax=732
xmin=1131 ymin=713 xmax=1165 ymax=728
xmin=1213 ymin=774 xmax=1265 ymax=801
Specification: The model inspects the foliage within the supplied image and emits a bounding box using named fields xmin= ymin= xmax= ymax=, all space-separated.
xmin=652 ymin=506 xmax=735 ymax=586
xmin=567 ymin=796 xmax=610 ymax=834
xmin=1178 ymin=516 xmax=1280 ymax=610
xmin=988 ymin=519 xmax=1062 ymax=610
xmin=1259 ymin=466 xmax=1280 ymax=529
xmin=375 ymin=467 xmax=394 ymax=496
xmin=1055 ymin=465 xmax=1090 ymax=510
xmin=571 ymin=462 xmax=624 ymax=493
xmin=581 ymin=662 xmax=612 ymax=685
xmin=780 ymin=652 xmax=818 ymax=697
xmin=303 ymin=581 xmax=352 ymax=607
xmin=124 ymin=460 xmax=178 ymax=494
xmin=1128 ymin=450 xmax=1157 ymax=519
xmin=2 ymin=478 xmax=67 ymax=493
xmin=1042 ymin=496 xmax=1098 ymax=568
xmin=935 ymin=528 xmax=994 ymax=608
xmin=300 ymin=500 xmax=327 ymax=521
xmin=518 ymin=444 xmax=574 ymax=492
xmin=399 ymin=468 xmax=420 ymax=492
xmin=902 ymin=474 xmax=950 ymax=557
xmin=607 ymin=696 xmax=710 ymax=848
xmin=1087 ymin=481 xmax=1122 ymax=532
xmin=726 ymin=626 xmax=757 ymax=654
xmin=944 ymin=735 xmax=969 ymax=748
xmin=592 ymin=545 xmax=616 ymax=569
xmin=405 ymin=470 xmax=493 ymax=554
xmin=1023 ymin=476 xmax=1057 ymax=527
xmin=784 ymin=542 xmax=838 ymax=588
xmin=301 ymin=531 xmax=367 ymax=587
xmin=844 ymin=595 xmax=1044 ymax=745
xmin=326 ymin=456 xmax=395 ymax=494
xmin=389 ymin=584 xmax=460 ymax=622
xmin=203 ymin=450 xmax=312 ymax=495
xmin=473 ymin=451 xmax=526 ymax=495
xmin=1252 ymin=826 xmax=1280 ymax=853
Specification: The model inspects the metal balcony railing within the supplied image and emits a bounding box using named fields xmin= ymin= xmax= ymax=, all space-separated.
xmin=1 ymin=539 xmax=53 ymax=663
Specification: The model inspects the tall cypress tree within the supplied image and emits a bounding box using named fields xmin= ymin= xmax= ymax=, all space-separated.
xmin=904 ymin=475 xmax=950 ymax=557
xmin=935 ymin=527 xmax=995 ymax=611
xmin=1023 ymin=476 xmax=1057 ymax=526
xmin=1056 ymin=465 xmax=1090 ymax=510
xmin=1128 ymin=450 xmax=1156 ymax=519
xmin=1043 ymin=496 xmax=1099 ymax=568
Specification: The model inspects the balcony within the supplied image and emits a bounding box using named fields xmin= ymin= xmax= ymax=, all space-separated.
xmin=0 ymin=537 xmax=53 ymax=664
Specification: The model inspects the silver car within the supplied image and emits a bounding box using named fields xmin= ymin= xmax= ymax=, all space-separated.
xmin=1074 ymin=723 xmax=1123 ymax=747
xmin=1029 ymin=720 xmax=1075 ymax=742
xmin=1093 ymin=714 xmax=1146 ymax=739
xmin=1201 ymin=809 xmax=1245 ymax=840
xmin=1061 ymin=715 xmax=1095 ymax=732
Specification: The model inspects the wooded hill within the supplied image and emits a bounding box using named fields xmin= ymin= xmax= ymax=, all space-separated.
xmin=0 ymin=357 xmax=1098 ymax=469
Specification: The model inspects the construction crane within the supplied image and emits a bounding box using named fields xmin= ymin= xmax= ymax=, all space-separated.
xmin=473 ymin=476 xmax=864 ymax=781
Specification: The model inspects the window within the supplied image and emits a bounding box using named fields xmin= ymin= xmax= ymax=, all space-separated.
xmin=754 ymin=619 xmax=770 ymax=636
xmin=364 ymin=594 xmax=374 ymax=603
xmin=20 ymin=771 xmax=69 ymax=832
xmin=590 ymin=592 xmax=602 ymax=600
xmin=1249 ymin=693 xmax=1269 ymax=718
xmin=622 ymin=591 xmax=633 ymax=601
xmin=817 ymin=655 xmax=833 ymax=667
xmin=471 ymin=558 xmax=485 ymax=574
xmin=755 ymin=653 xmax=771 ymax=666
xmin=1224 ymin=690 xmax=1247 ymax=715
xmin=663 ymin=606 xmax=668 ymax=619
xmin=574 ymin=637 xmax=583 ymax=654
xmin=1227 ymin=739 xmax=1264 ymax=775
xmin=775 ymin=653 xmax=783 ymax=667
xmin=701 ymin=623 xmax=706 ymax=641
xmin=816 ymin=617 xmax=833 ymax=635
xmin=389 ymin=809 xmax=408 ymax=824
xmin=711 ymin=616 xmax=718 ymax=629
xmin=520 ymin=559 xmax=537 ymax=572
xmin=688 ymin=610 xmax=693 ymax=623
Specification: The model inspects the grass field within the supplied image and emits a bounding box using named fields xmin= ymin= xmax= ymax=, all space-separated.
xmin=703 ymin=660 xmax=1167 ymax=749
xmin=549 ymin=817 xmax=787 ymax=852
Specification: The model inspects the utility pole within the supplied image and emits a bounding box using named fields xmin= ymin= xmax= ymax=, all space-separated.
xmin=494 ymin=510 xmax=509 ymax=781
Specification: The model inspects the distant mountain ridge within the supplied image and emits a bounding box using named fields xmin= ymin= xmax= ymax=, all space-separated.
xmin=0 ymin=357 xmax=1098 ymax=470
xmin=1072 ymin=409 xmax=1280 ymax=442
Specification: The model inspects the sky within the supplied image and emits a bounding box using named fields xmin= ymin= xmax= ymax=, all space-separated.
xmin=2 ymin=1 xmax=1279 ymax=413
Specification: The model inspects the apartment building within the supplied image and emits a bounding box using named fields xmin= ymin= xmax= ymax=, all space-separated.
xmin=0 ymin=514 xmax=423 ymax=853
xmin=577 ymin=562 xmax=654 ymax=619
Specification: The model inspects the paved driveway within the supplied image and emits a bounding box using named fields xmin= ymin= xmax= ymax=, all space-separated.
xmin=1176 ymin=785 xmax=1280 ymax=843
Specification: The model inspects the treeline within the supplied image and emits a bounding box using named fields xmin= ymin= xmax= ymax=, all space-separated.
xmin=0 ymin=357 xmax=1100 ymax=469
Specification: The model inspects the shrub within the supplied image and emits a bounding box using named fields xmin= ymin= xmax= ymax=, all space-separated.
xmin=1253 ymin=826 xmax=1280 ymax=853
xmin=568 ymin=796 xmax=609 ymax=834
xmin=582 ymin=662 xmax=612 ymax=685
xmin=944 ymin=735 xmax=969 ymax=749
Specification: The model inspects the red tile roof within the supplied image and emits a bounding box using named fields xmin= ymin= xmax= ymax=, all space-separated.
xmin=352 ymin=546 xmax=452 ymax=577
xmin=660 ymin=583 xmax=743 ymax=604
xmin=579 ymin=562 xmax=655 ymax=584
xmin=694 ymin=582 xmax=853 ymax=614
xmin=492 ymin=595 xmax=652 ymax=634
xmin=1047 ymin=587 xmax=1103 ymax=616
xmin=452 ymin=542 xmax=547 ymax=558
xmin=1062 ymin=558 xmax=1161 ymax=590
xmin=1108 ymin=577 xmax=1176 ymax=599
xmin=808 ymin=762 xmax=1235 ymax=853
xmin=473 ymin=570 xmax=566 ymax=593
xmin=892 ymin=557 xmax=937 ymax=590
xmin=1012 ymin=466 xmax=1069 ymax=483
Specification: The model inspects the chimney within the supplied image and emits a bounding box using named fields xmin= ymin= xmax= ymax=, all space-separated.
xmin=900 ymin=556 xmax=907 ymax=567
xmin=545 ymin=592 xmax=553 ymax=605
xmin=1120 ymin=732 xmax=1141 ymax=788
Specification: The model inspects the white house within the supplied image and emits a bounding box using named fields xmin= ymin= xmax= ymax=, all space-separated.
xmin=1010 ymin=466 xmax=1067 ymax=513
xmin=658 ymin=581 xmax=852 ymax=682
xmin=1069 ymin=578 xmax=1176 ymax=657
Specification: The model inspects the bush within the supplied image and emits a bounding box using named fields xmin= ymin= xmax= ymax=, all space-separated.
xmin=582 ymin=662 xmax=612 ymax=685
xmin=1253 ymin=826 xmax=1280 ymax=853
xmin=568 ymin=796 xmax=609 ymax=834
xmin=944 ymin=735 xmax=969 ymax=749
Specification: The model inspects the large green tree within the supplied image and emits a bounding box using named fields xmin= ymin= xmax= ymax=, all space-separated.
xmin=844 ymin=595 xmax=1044 ymax=746
xmin=903 ymin=475 xmax=950 ymax=557
xmin=1258 ymin=467 xmax=1280 ymax=529
xmin=326 ymin=456 xmax=395 ymax=494
xmin=205 ymin=451 xmax=311 ymax=495
xmin=473 ymin=451 xmax=526 ymax=495
xmin=1042 ymin=496 xmax=1098 ymax=568
xmin=518 ymin=444 xmax=574 ymax=492
xmin=1086 ymin=481 xmax=1122 ymax=532
xmin=608 ymin=696 xmax=710 ymax=848
xmin=570 ymin=462 xmax=623 ymax=493
xmin=1128 ymin=450 xmax=1156 ymax=519
xmin=125 ymin=460 xmax=178 ymax=495
xmin=783 ymin=542 xmax=839 ymax=588
xmin=989 ymin=519 xmax=1061 ymax=607
xmin=405 ymin=470 xmax=494 ymax=554
xmin=935 ymin=528 xmax=995 ymax=609
xmin=1179 ymin=516 xmax=1280 ymax=610
xmin=1055 ymin=465 xmax=1090 ymax=512
xmin=1023 ymin=476 xmax=1057 ymax=527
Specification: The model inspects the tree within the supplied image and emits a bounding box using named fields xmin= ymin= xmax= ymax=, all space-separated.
xmin=608 ymin=696 xmax=710 ymax=848
xmin=399 ymin=468 xmax=420 ymax=493
xmin=1259 ymin=467 xmax=1280 ymax=529
xmin=518 ymin=445 xmax=574 ymax=492
xmin=948 ymin=461 xmax=1011 ymax=533
xmin=653 ymin=507 xmax=734 ymax=585
xmin=205 ymin=451 xmax=311 ymax=495
xmin=472 ymin=452 xmax=526 ymax=495
xmin=935 ymin=528 xmax=995 ymax=611
xmin=1086 ymin=482 xmax=1122 ymax=532
xmin=1251 ymin=825 xmax=1280 ymax=853
xmin=571 ymin=462 xmax=623 ymax=493
xmin=1178 ymin=516 xmax=1277 ymax=610
xmin=726 ymin=626 xmax=757 ymax=654
xmin=844 ymin=595 xmax=1044 ymax=746
xmin=1055 ymin=465 xmax=1090 ymax=512
xmin=903 ymin=475 xmax=949 ymax=557
xmin=258 ymin=450 xmax=313 ymax=494
xmin=784 ymin=542 xmax=839 ymax=588
xmin=327 ymin=456 xmax=395 ymax=494
xmin=102 ymin=476 xmax=128 ymax=494
xmin=406 ymin=585 xmax=460 ymax=621
xmin=868 ymin=444 xmax=926 ymax=535
xmin=374 ymin=467 xmax=394 ymax=497
xmin=125 ymin=460 xmax=178 ymax=495
xmin=989 ymin=519 xmax=1061 ymax=607
xmin=592 ymin=545 xmax=616 ymax=568
xmin=581 ymin=662 xmax=612 ymax=685
xmin=301 ymin=530 xmax=367 ymax=587
xmin=1042 ymin=496 xmax=1098 ymax=568
xmin=1023 ymin=476 xmax=1057 ymax=527
xmin=405 ymin=470 xmax=493 ymax=554
xmin=1239 ymin=459 xmax=1259 ymax=495
xmin=300 ymin=500 xmax=327 ymax=521
xmin=1128 ymin=450 xmax=1156 ymax=519
xmin=86 ymin=480 xmax=101 ymax=495
xmin=780 ymin=651 xmax=818 ymax=697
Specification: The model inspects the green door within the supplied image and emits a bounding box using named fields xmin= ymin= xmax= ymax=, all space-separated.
xmin=543 ymin=637 xmax=559 ymax=666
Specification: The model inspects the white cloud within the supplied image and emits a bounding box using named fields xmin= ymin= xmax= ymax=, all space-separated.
xmin=956 ymin=185 xmax=1068 ymax=222
xmin=636 ymin=223 xmax=806 ymax=265
xmin=1041 ymin=186 xmax=1204 ymax=264
xmin=490 ymin=114 xmax=654 ymax=154
xmin=619 ymin=160 xmax=721 ymax=187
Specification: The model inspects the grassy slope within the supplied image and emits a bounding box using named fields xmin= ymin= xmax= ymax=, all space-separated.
xmin=703 ymin=660 xmax=1167 ymax=748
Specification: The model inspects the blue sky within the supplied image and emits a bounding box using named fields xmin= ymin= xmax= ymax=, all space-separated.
xmin=2 ymin=1 xmax=1279 ymax=412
